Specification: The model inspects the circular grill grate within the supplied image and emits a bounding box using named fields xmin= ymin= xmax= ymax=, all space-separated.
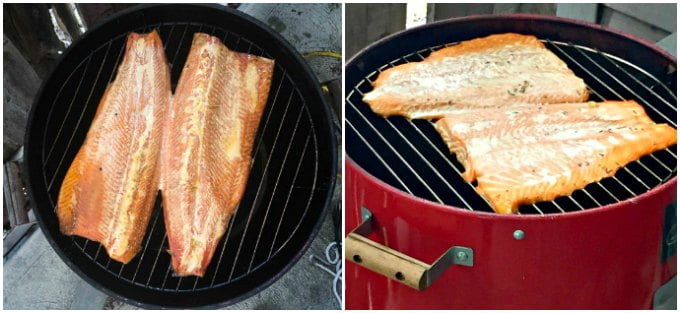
xmin=26 ymin=5 xmax=336 ymax=308
xmin=346 ymin=39 xmax=677 ymax=215
xmin=42 ymin=22 xmax=318 ymax=290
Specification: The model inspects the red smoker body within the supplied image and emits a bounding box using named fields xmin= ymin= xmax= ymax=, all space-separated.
xmin=345 ymin=159 xmax=676 ymax=309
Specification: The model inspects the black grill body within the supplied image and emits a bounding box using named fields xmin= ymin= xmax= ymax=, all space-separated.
xmin=25 ymin=4 xmax=336 ymax=308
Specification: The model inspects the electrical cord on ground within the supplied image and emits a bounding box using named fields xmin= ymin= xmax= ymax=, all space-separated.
xmin=309 ymin=241 xmax=342 ymax=308
xmin=302 ymin=50 xmax=341 ymax=135
xmin=302 ymin=51 xmax=342 ymax=59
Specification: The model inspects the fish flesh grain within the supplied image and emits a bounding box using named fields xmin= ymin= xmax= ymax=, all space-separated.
xmin=57 ymin=31 xmax=274 ymax=271
xmin=161 ymin=33 xmax=274 ymax=276
xmin=57 ymin=31 xmax=171 ymax=263
xmin=362 ymin=33 xmax=589 ymax=119
xmin=434 ymin=101 xmax=677 ymax=214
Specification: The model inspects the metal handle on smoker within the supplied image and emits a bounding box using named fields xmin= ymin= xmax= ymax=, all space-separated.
xmin=345 ymin=207 xmax=473 ymax=291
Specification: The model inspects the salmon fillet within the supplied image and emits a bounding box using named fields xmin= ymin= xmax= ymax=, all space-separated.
xmin=57 ymin=31 xmax=171 ymax=263
xmin=435 ymin=100 xmax=677 ymax=214
xmin=161 ymin=33 xmax=274 ymax=276
xmin=362 ymin=33 xmax=589 ymax=119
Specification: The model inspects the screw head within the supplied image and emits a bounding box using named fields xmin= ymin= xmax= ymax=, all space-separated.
xmin=513 ymin=230 xmax=525 ymax=240
xmin=455 ymin=251 xmax=468 ymax=261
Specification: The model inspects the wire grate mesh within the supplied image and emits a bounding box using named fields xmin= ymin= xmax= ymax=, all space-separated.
xmin=38 ymin=21 xmax=321 ymax=292
xmin=346 ymin=39 xmax=677 ymax=216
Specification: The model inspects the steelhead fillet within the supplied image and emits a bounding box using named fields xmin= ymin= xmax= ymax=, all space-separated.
xmin=435 ymin=101 xmax=677 ymax=214
xmin=161 ymin=33 xmax=274 ymax=276
xmin=363 ymin=33 xmax=589 ymax=119
xmin=57 ymin=31 xmax=171 ymax=263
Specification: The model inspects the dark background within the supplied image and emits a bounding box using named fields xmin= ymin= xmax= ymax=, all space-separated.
xmin=346 ymin=3 xmax=676 ymax=58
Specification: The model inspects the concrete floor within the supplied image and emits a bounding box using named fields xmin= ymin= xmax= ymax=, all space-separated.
xmin=3 ymin=214 xmax=339 ymax=309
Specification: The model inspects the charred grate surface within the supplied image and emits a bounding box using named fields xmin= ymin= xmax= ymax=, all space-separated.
xmin=26 ymin=7 xmax=335 ymax=307
xmin=346 ymin=39 xmax=677 ymax=215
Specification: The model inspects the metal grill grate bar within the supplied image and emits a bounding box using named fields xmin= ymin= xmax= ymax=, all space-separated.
xmin=346 ymin=119 xmax=413 ymax=193
xmin=382 ymin=117 xmax=474 ymax=210
xmin=227 ymin=90 xmax=299 ymax=282
xmin=269 ymin=127 xmax=319 ymax=256
xmin=247 ymin=106 xmax=309 ymax=271
xmin=547 ymin=40 xmax=675 ymax=129
xmin=576 ymin=43 xmax=676 ymax=111
xmin=531 ymin=204 xmax=545 ymax=215
xmin=45 ymin=56 xmax=93 ymax=190
xmin=250 ymin=67 xmax=288 ymax=165
xmin=145 ymin=234 xmax=167 ymax=287
xmin=161 ymin=262 xmax=173 ymax=289
xmin=131 ymin=204 xmax=162 ymax=283
xmin=350 ymin=87 xmax=444 ymax=204
xmin=42 ymin=53 xmax=93 ymax=165
xmin=598 ymin=49 xmax=677 ymax=105
xmin=168 ymin=23 xmax=191 ymax=75
xmin=268 ymin=131 xmax=313 ymax=258
xmin=162 ymin=24 xmax=176 ymax=49
xmin=356 ymin=101 xmax=473 ymax=209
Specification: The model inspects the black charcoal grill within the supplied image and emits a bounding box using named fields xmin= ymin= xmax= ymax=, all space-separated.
xmin=24 ymin=4 xmax=336 ymax=308
xmin=346 ymin=14 xmax=677 ymax=215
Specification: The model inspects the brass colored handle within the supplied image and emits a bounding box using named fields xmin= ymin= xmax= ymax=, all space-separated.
xmin=345 ymin=207 xmax=473 ymax=291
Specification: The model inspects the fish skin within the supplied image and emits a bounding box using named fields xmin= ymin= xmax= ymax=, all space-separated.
xmin=161 ymin=33 xmax=274 ymax=277
xmin=363 ymin=33 xmax=589 ymax=119
xmin=57 ymin=30 xmax=171 ymax=263
xmin=435 ymin=100 xmax=677 ymax=214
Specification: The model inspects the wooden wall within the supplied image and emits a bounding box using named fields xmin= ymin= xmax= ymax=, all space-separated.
xmin=345 ymin=3 xmax=676 ymax=59
xmin=345 ymin=4 xmax=406 ymax=58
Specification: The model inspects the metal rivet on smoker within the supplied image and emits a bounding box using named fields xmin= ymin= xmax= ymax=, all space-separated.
xmin=455 ymin=251 xmax=468 ymax=261
xmin=513 ymin=230 xmax=525 ymax=240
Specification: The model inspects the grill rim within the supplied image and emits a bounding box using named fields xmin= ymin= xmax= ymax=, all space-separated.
xmin=345 ymin=13 xmax=677 ymax=218
xmin=24 ymin=3 xmax=338 ymax=309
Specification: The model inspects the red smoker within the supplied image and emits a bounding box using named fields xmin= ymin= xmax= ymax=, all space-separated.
xmin=344 ymin=14 xmax=677 ymax=309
